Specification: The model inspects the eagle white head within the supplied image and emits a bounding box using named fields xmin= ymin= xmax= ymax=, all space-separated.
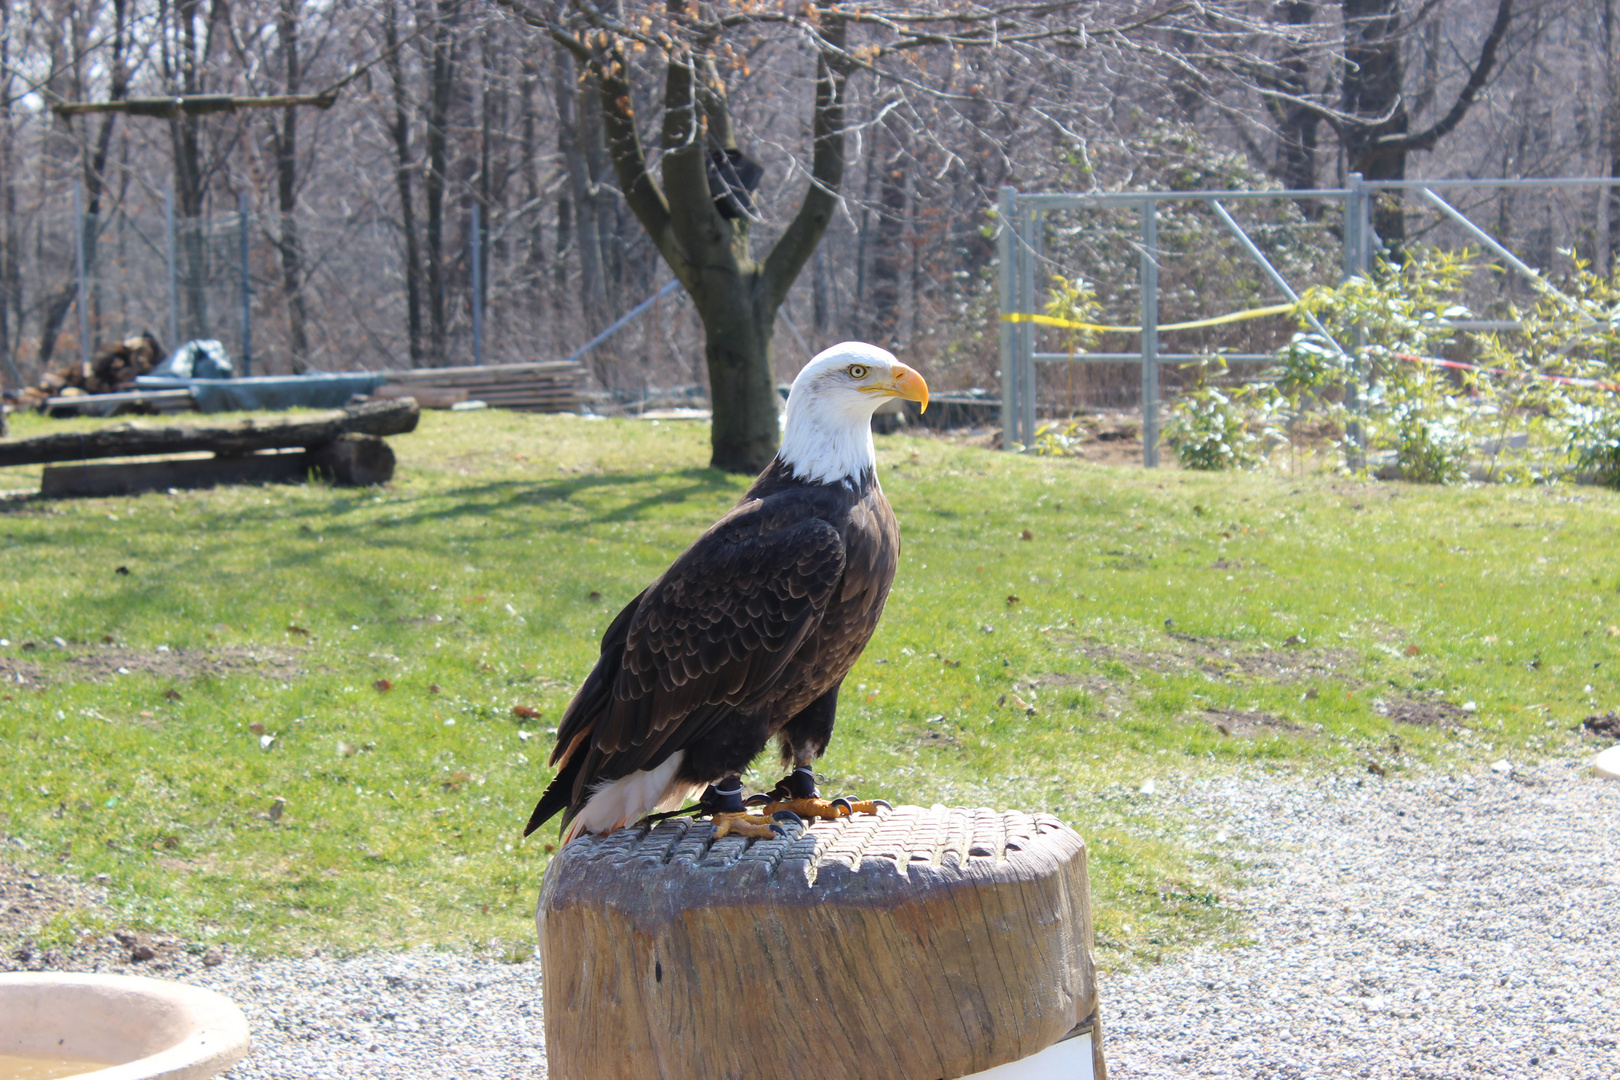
xmin=777 ymin=342 xmax=929 ymax=485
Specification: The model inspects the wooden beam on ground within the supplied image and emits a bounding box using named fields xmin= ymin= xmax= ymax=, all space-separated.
xmin=0 ymin=399 xmax=417 ymax=468
xmin=537 ymin=805 xmax=1105 ymax=1080
xmin=41 ymin=389 xmax=197 ymax=414
xmin=40 ymin=434 xmax=396 ymax=497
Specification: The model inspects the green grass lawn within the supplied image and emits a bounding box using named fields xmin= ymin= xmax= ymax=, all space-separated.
xmin=1 ymin=407 xmax=1616 ymax=967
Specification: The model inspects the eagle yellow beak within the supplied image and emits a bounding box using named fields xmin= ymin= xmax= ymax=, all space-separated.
xmin=861 ymin=362 xmax=930 ymax=413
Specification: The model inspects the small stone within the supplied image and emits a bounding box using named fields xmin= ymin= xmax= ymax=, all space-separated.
xmin=130 ymin=942 xmax=157 ymax=962
xmin=1490 ymin=759 xmax=1513 ymax=775
xmin=202 ymin=947 xmax=225 ymax=967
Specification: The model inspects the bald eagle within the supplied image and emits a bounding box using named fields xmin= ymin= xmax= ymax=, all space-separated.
xmin=525 ymin=342 xmax=928 ymax=842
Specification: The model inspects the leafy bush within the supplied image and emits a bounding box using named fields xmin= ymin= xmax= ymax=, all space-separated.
xmin=1564 ymin=399 xmax=1620 ymax=489
xmin=1164 ymin=357 xmax=1281 ymax=470
xmin=1269 ymin=247 xmax=1620 ymax=484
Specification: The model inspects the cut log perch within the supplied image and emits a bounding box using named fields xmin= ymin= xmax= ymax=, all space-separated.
xmin=0 ymin=399 xmax=418 ymax=468
xmin=538 ymin=805 xmax=1105 ymax=1080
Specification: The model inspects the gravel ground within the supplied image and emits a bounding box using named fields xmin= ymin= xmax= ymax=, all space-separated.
xmin=7 ymin=755 xmax=1617 ymax=1079
xmin=1103 ymin=755 xmax=1619 ymax=1080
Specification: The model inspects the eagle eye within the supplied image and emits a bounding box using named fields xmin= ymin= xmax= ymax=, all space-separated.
xmin=847 ymin=364 xmax=869 ymax=379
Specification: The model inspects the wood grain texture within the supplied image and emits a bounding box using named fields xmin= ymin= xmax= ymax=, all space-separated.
xmin=538 ymin=805 xmax=1100 ymax=1080
xmin=0 ymin=399 xmax=417 ymax=468
xmin=39 ymin=433 xmax=396 ymax=497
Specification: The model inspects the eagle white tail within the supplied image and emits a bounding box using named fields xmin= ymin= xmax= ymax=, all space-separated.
xmin=561 ymin=751 xmax=703 ymax=844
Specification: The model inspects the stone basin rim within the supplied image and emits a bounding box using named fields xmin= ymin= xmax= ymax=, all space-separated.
xmin=0 ymin=971 xmax=250 ymax=1080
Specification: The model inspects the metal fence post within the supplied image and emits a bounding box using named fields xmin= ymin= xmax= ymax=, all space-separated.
xmin=470 ymin=203 xmax=484 ymax=366
xmin=164 ymin=185 xmax=179 ymax=351
xmin=1017 ymin=203 xmax=1037 ymax=446
xmin=1343 ymin=172 xmax=1368 ymax=470
xmin=239 ymin=192 xmax=253 ymax=376
xmin=997 ymin=187 xmax=1018 ymax=446
xmin=72 ymin=183 xmax=92 ymax=372
xmin=1140 ymin=198 xmax=1160 ymax=468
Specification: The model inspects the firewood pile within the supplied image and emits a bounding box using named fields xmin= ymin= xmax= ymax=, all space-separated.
xmin=371 ymin=359 xmax=587 ymax=411
xmin=15 ymin=332 xmax=166 ymax=410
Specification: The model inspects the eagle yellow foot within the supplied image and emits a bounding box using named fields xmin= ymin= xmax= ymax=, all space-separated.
xmin=709 ymin=810 xmax=798 ymax=840
xmin=758 ymin=796 xmax=892 ymax=821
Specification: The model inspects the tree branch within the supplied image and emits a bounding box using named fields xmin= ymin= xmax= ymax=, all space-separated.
xmin=762 ymin=10 xmax=849 ymax=312
xmin=1382 ymin=0 xmax=1513 ymax=157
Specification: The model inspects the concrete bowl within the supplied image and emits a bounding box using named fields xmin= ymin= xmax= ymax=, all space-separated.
xmin=0 ymin=972 xmax=249 ymax=1080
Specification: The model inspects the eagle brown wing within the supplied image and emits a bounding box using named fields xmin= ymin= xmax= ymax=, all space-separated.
xmin=528 ymin=494 xmax=848 ymax=832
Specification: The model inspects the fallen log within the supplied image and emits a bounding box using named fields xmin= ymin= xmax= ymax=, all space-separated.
xmin=40 ymin=434 xmax=396 ymax=497
xmin=0 ymin=398 xmax=418 ymax=468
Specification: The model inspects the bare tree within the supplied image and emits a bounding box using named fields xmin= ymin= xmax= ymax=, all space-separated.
xmin=492 ymin=1 xmax=1293 ymax=471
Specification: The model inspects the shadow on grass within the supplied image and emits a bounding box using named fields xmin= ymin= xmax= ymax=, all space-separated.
xmin=0 ymin=467 xmax=745 ymax=632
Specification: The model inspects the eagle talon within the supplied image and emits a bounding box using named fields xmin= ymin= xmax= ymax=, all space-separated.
xmin=743 ymin=792 xmax=774 ymax=807
xmin=711 ymin=811 xmax=787 ymax=840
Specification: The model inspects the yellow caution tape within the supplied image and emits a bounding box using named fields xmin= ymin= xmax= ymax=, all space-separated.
xmin=1002 ymin=301 xmax=1298 ymax=334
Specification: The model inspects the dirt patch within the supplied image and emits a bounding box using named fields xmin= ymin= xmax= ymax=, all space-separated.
xmin=1373 ymin=697 xmax=1472 ymax=728
xmin=1060 ymin=632 xmax=1360 ymax=688
xmin=1020 ymin=672 xmax=1132 ymax=714
xmin=0 ymin=643 xmax=306 ymax=690
xmin=1202 ymin=707 xmax=1304 ymax=738
xmin=914 ymin=415 xmax=1157 ymax=468
xmin=1583 ymin=711 xmax=1620 ymax=740
xmin=0 ymin=860 xmax=221 ymax=975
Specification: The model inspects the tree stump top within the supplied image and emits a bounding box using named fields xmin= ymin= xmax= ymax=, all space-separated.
xmin=545 ymin=804 xmax=1079 ymax=912
xmin=539 ymin=805 xmax=1101 ymax=1080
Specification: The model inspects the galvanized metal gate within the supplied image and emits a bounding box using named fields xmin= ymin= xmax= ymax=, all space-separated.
xmin=996 ymin=176 xmax=1620 ymax=465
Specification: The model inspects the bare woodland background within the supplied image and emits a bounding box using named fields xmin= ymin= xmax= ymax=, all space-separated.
xmin=2 ymin=0 xmax=1617 ymax=413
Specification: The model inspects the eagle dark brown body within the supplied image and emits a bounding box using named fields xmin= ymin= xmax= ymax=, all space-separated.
xmin=525 ymin=460 xmax=899 ymax=838
xmin=524 ymin=342 xmax=926 ymax=842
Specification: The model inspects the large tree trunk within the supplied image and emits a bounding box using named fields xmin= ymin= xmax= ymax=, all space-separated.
xmin=38 ymin=0 xmax=128 ymax=371
xmin=169 ymin=0 xmax=211 ymax=341
xmin=1272 ymin=1 xmax=1321 ymax=205
xmin=274 ymin=0 xmax=310 ymax=373
xmin=1339 ymin=0 xmax=1514 ymax=253
xmin=382 ymin=0 xmax=424 ymax=367
xmin=1341 ymin=0 xmax=1409 ymax=247
xmin=696 ymin=288 xmax=779 ymax=474
xmin=424 ymin=0 xmax=457 ymax=365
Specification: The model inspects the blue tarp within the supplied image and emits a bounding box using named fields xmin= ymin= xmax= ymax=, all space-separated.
xmin=135 ymin=372 xmax=390 ymax=413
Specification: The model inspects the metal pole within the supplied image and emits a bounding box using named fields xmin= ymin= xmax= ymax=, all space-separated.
xmin=1140 ymin=199 xmax=1159 ymax=468
xmin=164 ymin=185 xmax=179 ymax=350
xmin=565 ymin=279 xmax=682 ymax=364
xmin=1344 ymin=173 xmax=1367 ymax=470
xmin=470 ymin=203 xmax=484 ymax=365
xmin=238 ymin=192 xmax=252 ymax=376
xmin=997 ymin=187 xmax=1018 ymax=447
xmin=72 ymin=183 xmax=92 ymax=372
xmin=1017 ymin=205 xmax=1037 ymax=446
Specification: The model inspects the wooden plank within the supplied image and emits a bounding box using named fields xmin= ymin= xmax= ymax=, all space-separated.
xmin=41 ymin=389 xmax=196 ymax=412
xmin=538 ymin=805 xmax=1104 ymax=1080
xmin=42 ymin=452 xmax=310 ymax=497
xmin=0 ymin=399 xmax=418 ymax=468
xmin=379 ymin=359 xmax=583 ymax=382
xmin=40 ymin=435 xmax=396 ymax=497
xmin=373 ymin=384 xmax=468 ymax=408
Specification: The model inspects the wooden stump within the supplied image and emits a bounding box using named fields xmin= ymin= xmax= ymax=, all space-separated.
xmin=538 ymin=805 xmax=1103 ymax=1080
xmin=307 ymin=433 xmax=395 ymax=486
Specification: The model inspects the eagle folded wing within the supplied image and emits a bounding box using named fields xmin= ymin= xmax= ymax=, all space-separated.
xmin=563 ymin=507 xmax=847 ymax=794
